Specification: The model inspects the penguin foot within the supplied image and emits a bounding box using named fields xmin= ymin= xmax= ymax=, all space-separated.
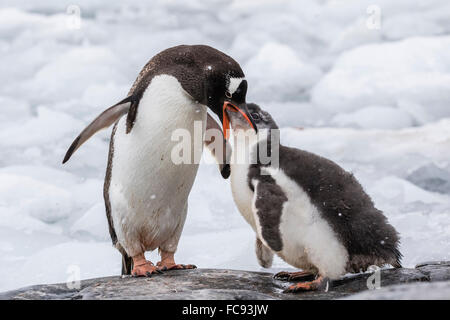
xmin=156 ymin=262 xmax=197 ymax=271
xmin=157 ymin=250 xmax=197 ymax=271
xmin=131 ymin=259 xmax=163 ymax=277
xmin=283 ymin=276 xmax=329 ymax=293
xmin=274 ymin=271 xmax=316 ymax=282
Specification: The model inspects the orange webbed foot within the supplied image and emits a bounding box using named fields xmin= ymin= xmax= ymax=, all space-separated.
xmin=131 ymin=253 xmax=163 ymax=277
xmin=156 ymin=261 xmax=197 ymax=271
xmin=157 ymin=250 xmax=197 ymax=271
xmin=283 ymin=276 xmax=329 ymax=293
xmin=132 ymin=261 xmax=163 ymax=277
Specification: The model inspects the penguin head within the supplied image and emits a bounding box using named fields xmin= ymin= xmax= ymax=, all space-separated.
xmin=203 ymin=66 xmax=256 ymax=139
xmin=226 ymin=103 xmax=278 ymax=133
xmin=195 ymin=48 xmax=257 ymax=138
xmin=247 ymin=103 xmax=279 ymax=130
xmin=161 ymin=45 xmax=256 ymax=137
xmin=226 ymin=103 xmax=279 ymax=162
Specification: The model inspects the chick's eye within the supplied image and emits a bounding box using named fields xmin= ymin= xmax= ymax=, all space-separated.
xmin=251 ymin=113 xmax=260 ymax=121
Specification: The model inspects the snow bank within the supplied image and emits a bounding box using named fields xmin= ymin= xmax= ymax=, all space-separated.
xmin=245 ymin=42 xmax=322 ymax=102
xmin=312 ymin=37 xmax=450 ymax=126
xmin=331 ymin=106 xmax=415 ymax=129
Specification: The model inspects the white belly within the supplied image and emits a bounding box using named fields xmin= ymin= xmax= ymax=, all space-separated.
xmin=262 ymin=167 xmax=349 ymax=279
xmin=231 ymin=162 xmax=349 ymax=279
xmin=109 ymin=75 xmax=207 ymax=256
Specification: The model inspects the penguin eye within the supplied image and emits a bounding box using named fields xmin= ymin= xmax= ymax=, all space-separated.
xmin=251 ymin=113 xmax=260 ymax=122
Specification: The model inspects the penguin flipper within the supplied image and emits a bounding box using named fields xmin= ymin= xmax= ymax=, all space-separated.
xmin=62 ymin=97 xmax=132 ymax=164
xmin=255 ymin=237 xmax=274 ymax=268
xmin=252 ymin=179 xmax=287 ymax=252
xmin=204 ymin=113 xmax=232 ymax=179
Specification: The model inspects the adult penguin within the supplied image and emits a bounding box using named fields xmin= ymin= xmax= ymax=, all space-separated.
xmin=63 ymin=45 xmax=255 ymax=276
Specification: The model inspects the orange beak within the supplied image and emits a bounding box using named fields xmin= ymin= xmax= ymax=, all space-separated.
xmin=222 ymin=102 xmax=256 ymax=140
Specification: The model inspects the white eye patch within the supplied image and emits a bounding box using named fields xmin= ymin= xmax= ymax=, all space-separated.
xmin=227 ymin=77 xmax=245 ymax=95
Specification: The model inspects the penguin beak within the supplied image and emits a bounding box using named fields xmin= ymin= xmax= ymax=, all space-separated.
xmin=222 ymin=101 xmax=257 ymax=140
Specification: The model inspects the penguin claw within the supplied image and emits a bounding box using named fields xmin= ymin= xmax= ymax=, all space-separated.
xmin=156 ymin=263 xmax=197 ymax=271
xmin=274 ymin=271 xmax=316 ymax=282
xmin=131 ymin=261 xmax=161 ymax=277
xmin=273 ymin=271 xmax=291 ymax=280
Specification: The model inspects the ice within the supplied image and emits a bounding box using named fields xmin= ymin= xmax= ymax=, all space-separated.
xmin=70 ymin=203 xmax=110 ymax=241
xmin=311 ymin=36 xmax=450 ymax=124
xmin=0 ymin=1 xmax=449 ymax=292
xmin=245 ymin=42 xmax=322 ymax=102
xmin=331 ymin=106 xmax=416 ymax=129
xmin=0 ymin=173 xmax=73 ymax=224
xmin=26 ymin=47 xmax=127 ymax=105
xmin=407 ymin=164 xmax=450 ymax=194
xmin=2 ymin=241 xmax=120 ymax=291
xmin=0 ymin=107 xmax=81 ymax=147
xmin=369 ymin=176 xmax=448 ymax=206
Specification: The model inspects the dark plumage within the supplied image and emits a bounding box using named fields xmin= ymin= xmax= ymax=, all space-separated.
xmin=280 ymin=145 xmax=402 ymax=271
xmin=247 ymin=103 xmax=402 ymax=272
xmin=246 ymin=103 xmax=402 ymax=272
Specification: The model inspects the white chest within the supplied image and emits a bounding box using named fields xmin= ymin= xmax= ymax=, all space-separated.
xmin=230 ymin=163 xmax=256 ymax=229
xmin=261 ymin=167 xmax=349 ymax=278
xmin=112 ymin=75 xmax=206 ymax=181
xmin=110 ymin=74 xmax=206 ymax=228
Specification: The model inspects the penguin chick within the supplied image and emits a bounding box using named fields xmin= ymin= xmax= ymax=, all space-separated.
xmin=226 ymin=103 xmax=402 ymax=293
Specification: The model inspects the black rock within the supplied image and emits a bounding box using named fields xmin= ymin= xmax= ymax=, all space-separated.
xmin=0 ymin=262 xmax=448 ymax=300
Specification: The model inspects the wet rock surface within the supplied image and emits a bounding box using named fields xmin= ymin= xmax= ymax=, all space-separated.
xmin=1 ymin=261 xmax=448 ymax=300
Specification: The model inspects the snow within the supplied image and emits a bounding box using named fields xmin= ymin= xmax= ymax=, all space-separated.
xmin=331 ymin=106 xmax=416 ymax=129
xmin=312 ymin=36 xmax=450 ymax=124
xmin=0 ymin=1 xmax=449 ymax=292
xmin=245 ymin=42 xmax=323 ymax=101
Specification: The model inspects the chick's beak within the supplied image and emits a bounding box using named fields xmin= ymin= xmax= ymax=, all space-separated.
xmin=222 ymin=101 xmax=257 ymax=140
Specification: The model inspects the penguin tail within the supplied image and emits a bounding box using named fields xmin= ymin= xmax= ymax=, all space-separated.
xmin=121 ymin=253 xmax=133 ymax=276
xmin=116 ymin=243 xmax=133 ymax=275
xmin=391 ymin=246 xmax=403 ymax=269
